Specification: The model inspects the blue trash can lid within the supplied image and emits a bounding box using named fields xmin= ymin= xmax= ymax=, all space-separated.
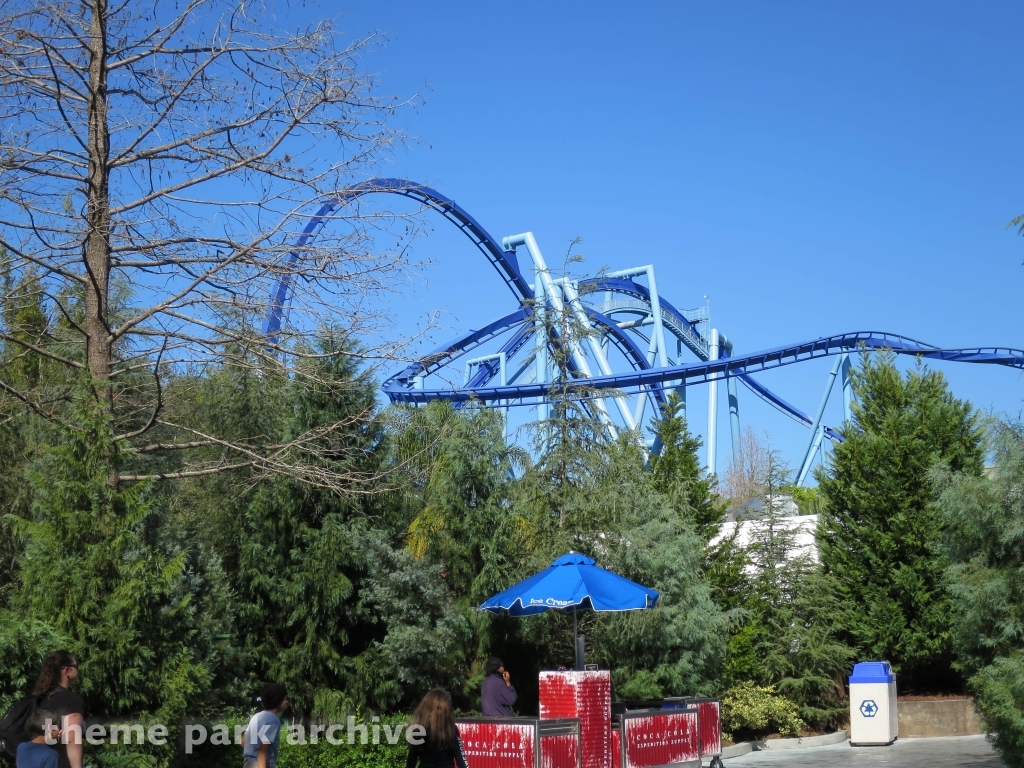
xmin=849 ymin=661 xmax=894 ymax=684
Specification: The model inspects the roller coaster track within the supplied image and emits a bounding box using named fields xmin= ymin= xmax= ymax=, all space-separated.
xmin=265 ymin=178 xmax=1024 ymax=465
xmin=263 ymin=178 xmax=534 ymax=341
xmin=382 ymin=330 xmax=1024 ymax=403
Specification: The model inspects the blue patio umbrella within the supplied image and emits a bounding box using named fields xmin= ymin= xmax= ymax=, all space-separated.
xmin=478 ymin=552 xmax=659 ymax=669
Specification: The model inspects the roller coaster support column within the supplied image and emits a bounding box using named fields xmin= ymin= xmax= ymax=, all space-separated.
xmin=841 ymin=353 xmax=854 ymax=423
xmin=503 ymin=233 xmax=619 ymax=434
xmin=796 ymin=354 xmax=844 ymax=486
xmin=557 ymin=277 xmax=638 ymax=431
xmin=707 ymin=329 xmax=720 ymax=474
xmin=719 ymin=334 xmax=741 ymax=471
xmin=604 ymin=266 xmax=669 ymax=367
xmin=466 ymin=352 xmax=508 ymax=442
xmin=674 ymin=340 xmax=687 ymax=420
xmin=606 ymin=266 xmax=668 ymax=429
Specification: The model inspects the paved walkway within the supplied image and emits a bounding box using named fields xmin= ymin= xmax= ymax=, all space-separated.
xmin=718 ymin=735 xmax=1005 ymax=767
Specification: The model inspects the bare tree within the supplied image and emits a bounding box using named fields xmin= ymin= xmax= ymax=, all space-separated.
xmin=721 ymin=426 xmax=772 ymax=506
xmin=0 ymin=0 xmax=424 ymax=488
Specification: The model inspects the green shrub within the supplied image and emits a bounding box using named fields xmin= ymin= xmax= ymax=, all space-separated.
xmin=720 ymin=682 xmax=804 ymax=742
xmin=278 ymin=736 xmax=407 ymax=768
xmin=0 ymin=612 xmax=68 ymax=712
xmin=277 ymin=718 xmax=411 ymax=768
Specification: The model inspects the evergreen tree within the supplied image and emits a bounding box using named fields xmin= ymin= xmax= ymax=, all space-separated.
xmin=397 ymin=401 xmax=525 ymax=604
xmin=587 ymin=438 xmax=731 ymax=699
xmin=728 ymin=449 xmax=853 ymax=729
xmin=648 ymin=392 xmax=725 ymax=537
xmin=515 ymin=276 xmax=622 ymax=554
xmin=227 ymin=343 xmax=379 ymax=711
xmin=347 ymin=532 xmax=473 ymax=713
xmin=934 ymin=419 xmax=1024 ymax=767
xmin=7 ymin=398 xmax=212 ymax=720
xmin=0 ymin=272 xmax=57 ymax=605
xmin=225 ymin=339 xmax=471 ymax=715
xmin=647 ymin=391 xmax=744 ymax=611
xmin=816 ymin=351 xmax=983 ymax=691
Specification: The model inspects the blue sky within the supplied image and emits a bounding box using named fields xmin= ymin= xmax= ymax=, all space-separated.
xmin=287 ymin=1 xmax=1024 ymax=475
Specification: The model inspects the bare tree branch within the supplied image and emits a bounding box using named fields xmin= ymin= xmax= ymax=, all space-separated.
xmin=0 ymin=0 xmax=427 ymax=492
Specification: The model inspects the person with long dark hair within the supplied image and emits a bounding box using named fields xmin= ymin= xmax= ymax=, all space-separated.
xmin=31 ymin=652 xmax=82 ymax=768
xmin=406 ymin=689 xmax=469 ymax=768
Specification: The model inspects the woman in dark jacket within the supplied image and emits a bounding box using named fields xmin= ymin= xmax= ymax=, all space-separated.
xmin=405 ymin=689 xmax=469 ymax=768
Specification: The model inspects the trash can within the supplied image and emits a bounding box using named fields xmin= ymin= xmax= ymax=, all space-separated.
xmin=848 ymin=661 xmax=897 ymax=746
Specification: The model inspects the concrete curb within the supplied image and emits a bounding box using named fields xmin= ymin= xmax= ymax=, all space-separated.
xmin=709 ymin=730 xmax=848 ymax=761
xmin=754 ymin=730 xmax=849 ymax=750
xmin=720 ymin=741 xmax=754 ymax=759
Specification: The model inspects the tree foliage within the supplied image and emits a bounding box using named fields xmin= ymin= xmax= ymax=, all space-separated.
xmin=7 ymin=399 xmax=213 ymax=720
xmin=726 ymin=448 xmax=852 ymax=729
xmin=934 ymin=419 xmax=1024 ymax=767
xmin=648 ymin=392 xmax=725 ymax=537
xmin=817 ymin=350 xmax=983 ymax=691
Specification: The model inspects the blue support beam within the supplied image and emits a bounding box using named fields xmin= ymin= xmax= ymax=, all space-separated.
xmin=796 ymin=354 xmax=844 ymax=486
xmin=842 ymin=353 xmax=854 ymax=423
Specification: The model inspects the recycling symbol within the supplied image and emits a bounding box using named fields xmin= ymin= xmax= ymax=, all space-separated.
xmin=859 ymin=699 xmax=878 ymax=718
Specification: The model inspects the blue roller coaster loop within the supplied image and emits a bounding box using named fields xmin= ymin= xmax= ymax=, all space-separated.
xmin=263 ymin=178 xmax=534 ymax=342
xmin=264 ymin=178 xmax=1024 ymax=476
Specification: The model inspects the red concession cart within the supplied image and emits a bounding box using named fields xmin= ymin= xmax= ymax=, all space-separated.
xmin=613 ymin=708 xmax=700 ymax=768
xmin=457 ymin=717 xmax=581 ymax=768
xmin=611 ymin=697 xmax=723 ymax=768
xmin=539 ymin=671 xmax=612 ymax=768
xmin=688 ymin=697 xmax=723 ymax=764
xmin=460 ymin=671 xmax=722 ymax=768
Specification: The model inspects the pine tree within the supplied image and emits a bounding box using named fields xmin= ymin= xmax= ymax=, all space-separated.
xmin=648 ymin=392 xmax=725 ymax=537
xmin=226 ymin=338 xmax=472 ymax=715
xmin=647 ymin=391 xmax=744 ymax=611
xmin=588 ymin=438 xmax=731 ymax=699
xmin=934 ymin=419 xmax=1024 ymax=767
xmin=228 ymin=342 xmax=380 ymax=712
xmin=518 ymin=277 xmax=620 ymax=552
xmin=0 ymin=272 xmax=57 ymax=605
xmin=816 ymin=351 xmax=983 ymax=691
xmin=397 ymin=401 xmax=525 ymax=604
xmin=8 ymin=397 xmax=211 ymax=720
xmin=726 ymin=448 xmax=853 ymax=729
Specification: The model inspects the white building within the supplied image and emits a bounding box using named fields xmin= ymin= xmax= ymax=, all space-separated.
xmin=713 ymin=494 xmax=819 ymax=563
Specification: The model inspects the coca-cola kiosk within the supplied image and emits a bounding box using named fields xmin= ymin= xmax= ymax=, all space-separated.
xmin=539 ymin=671 xmax=612 ymax=768
xmin=459 ymin=670 xmax=722 ymax=768
xmin=457 ymin=717 xmax=581 ymax=768
xmin=611 ymin=697 xmax=723 ymax=768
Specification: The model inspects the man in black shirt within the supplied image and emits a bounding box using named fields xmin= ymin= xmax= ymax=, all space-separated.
xmin=32 ymin=651 xmax=84 ymax=768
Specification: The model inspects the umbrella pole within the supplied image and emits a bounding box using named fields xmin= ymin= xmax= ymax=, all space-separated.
xmin=573 ymin=605 xmax=580 ymax=671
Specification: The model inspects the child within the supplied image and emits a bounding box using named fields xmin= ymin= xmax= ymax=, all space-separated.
xmin=242 ymin=683 xmax=287 ymax=768
xmin=16 ymin=709 xmax=60 ymax=768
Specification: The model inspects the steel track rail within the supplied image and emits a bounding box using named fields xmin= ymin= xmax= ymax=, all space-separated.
xmin=383 ymin=332 xmax=1024 ymax=404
